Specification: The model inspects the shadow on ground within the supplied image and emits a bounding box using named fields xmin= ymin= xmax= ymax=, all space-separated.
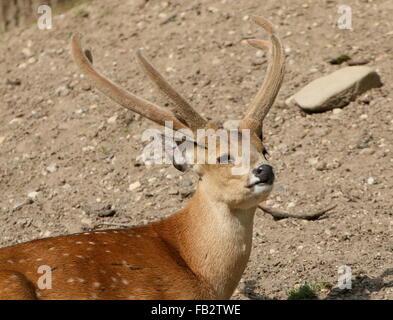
xmin=242 ymin=268 xmax=393 ymax=300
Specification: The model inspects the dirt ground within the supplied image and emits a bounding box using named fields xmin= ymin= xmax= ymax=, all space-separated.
xmin=0 ymin=0 xmax=392 ymax=300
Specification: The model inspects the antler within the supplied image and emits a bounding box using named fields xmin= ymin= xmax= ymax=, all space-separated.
xmin=71 ymin=33 xmax=188 ymax=131
xmin=239 ymin=16 xmax=286 ymax=139
xmin=136 ymin=50 xmax=206 ymax=132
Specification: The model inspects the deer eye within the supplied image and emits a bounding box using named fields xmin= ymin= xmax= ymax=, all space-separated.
xmin=262 ymin=148 xmax=269 ymax=160
xmin=217 ymin=154 xmax=235 ymax=164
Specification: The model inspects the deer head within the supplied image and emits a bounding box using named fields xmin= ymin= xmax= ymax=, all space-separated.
xmin=71 ymin=16 xmax=285 ymax=211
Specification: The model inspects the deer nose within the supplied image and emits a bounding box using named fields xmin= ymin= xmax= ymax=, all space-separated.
xmin=252 ymin=164 xmax=275 ymax=185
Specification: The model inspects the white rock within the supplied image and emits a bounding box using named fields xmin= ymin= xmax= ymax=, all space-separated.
xmin=27 ymin=191 xmax=40 ymax=200
xmin=107 ymin=115 xmax=117 ymax=124
xmin=367 ymin=177 xmax=375 ymax=185
xmin=332 ymin=108 xmax=343 ymax=114
xmin=308 ymin=157 xmax=319 ymax=166
xmin=255 ymin=50 xmax=265 ymax=58
xmin=287 ymin=66 xmax=382 ymax=112
xmin=9 ymin=118 xmax=23 ymax=125
xmin=22 ymin=48 xmax=34 ymax=57
xmin=46 ymin=163 xmax=58 ymax=173
xmin=128 ymin=181 xmax=141 ymax=191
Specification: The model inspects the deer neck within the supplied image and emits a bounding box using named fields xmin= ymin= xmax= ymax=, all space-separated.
xmin=157 ymin=181 xmax=257 ymax=299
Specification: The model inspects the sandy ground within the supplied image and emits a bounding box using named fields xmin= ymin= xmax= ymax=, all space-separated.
xmin=0 ymin=0 xmax=392 ymax=299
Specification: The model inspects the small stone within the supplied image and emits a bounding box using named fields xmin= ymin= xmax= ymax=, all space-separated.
xmin=46 ymin=163 xmax=58 ymax=173
xmin=55 ymin=86 xmax=70 ymax=97
xmin=128 ymin=181 xmax=141 ymax=191
xmin=207 ymin=6 xmax=218 ymax=13
xmin=81 ymin=218 xmax=93 ymax=226
xmin=107 ymin=115 xmax=117 ymax=124
xmin=27 ymin=57 xmax=36 ymax=64
xmin=6 ymin=78 xmax=21 ymax=86
xmin=82 ymin=83 xmax=92 ymax=91
xmin=22 ymin=48 xmax=34 ymax=57
xmin=168 ymin=188 xmax=179 ymax=195
xmin=42 ymin=231 xmax=52 ymax=238
xmin=308 ymin=157 xmax=319 ymax=166
xmin=0 ymin=136 xmax=5 ymax=145
xmin=316 ymin=161 xmax=327 ymax=171
xmin=332 ymin=108 xmax=343 ymax=114
xmin=180 ymin=179 xmax=193 ymax=188
xmin=367 ymin=177 xmax=375 ymax=185
xmin=84 ymin=204 xmax=116 ymax=217
xmin=287 ymin=202 xmax=296 ymax=208
xmin=255 ymin=50 xmax=265 ymax=58
xmin=27 ymin=191 xmax=40 ymax=200
xmin=63 ymin=184 xmax=72 ymax=190
xmin=9 ymin=118 xmax=23 ymax=125
xmin=360 ymin=148 xmax=375 ymax=155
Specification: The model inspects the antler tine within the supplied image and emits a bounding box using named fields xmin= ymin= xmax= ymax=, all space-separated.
xmin=239 ymin=16 xmax=286 ymax=138
xmin=136 ymin=50 xmax=206 ymax=132
xmin=71 ymin=33 xmax=188 ymax=131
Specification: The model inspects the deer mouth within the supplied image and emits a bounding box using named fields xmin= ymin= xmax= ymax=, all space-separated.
xmin=246 ymin=175 xmax=275 ymax=189
xmin=246 ymin=180 xmax=273 ymax=189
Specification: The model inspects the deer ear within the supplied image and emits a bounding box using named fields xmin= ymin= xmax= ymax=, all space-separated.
xmin=162 ymin=132 xmax=196 ymax=173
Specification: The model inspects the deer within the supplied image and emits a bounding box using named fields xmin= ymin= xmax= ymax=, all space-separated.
xmin=0 ymin=16 xmax=285 ymax=300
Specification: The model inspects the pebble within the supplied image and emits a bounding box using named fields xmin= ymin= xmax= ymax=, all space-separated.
xmin=107 ymin=115 xmax=117 ymax=124
xmin=128 ymin=181 xmax=141 ymax=191
xmin=332 ymin=108 xmax=343 ymax=114
xmin=81 ymin=218 xmax=93 ymax=226
xmin=180 ymin=179 xmax=193 ymax=188
xmin=367 ymin=177 xmax=375 ymax=185
xmin=46 ymin=163 xmax=58 ymax=173
xmin=27 ymin=191 xmax=40 ymax=200
xmin=55 ymin=86 xmax=70 ymax=97
xmin=0 ymin=136 xmax=5 ymax=145
xmin=168 ymin=188 xmax=179 ymax=195
xmin=9 ymin=118 xmax=23 ymax=125
xmin=360 ymin=148 xmax=375 ymax=155
xmin=22 ymin=47 xmax=34 ymax=57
